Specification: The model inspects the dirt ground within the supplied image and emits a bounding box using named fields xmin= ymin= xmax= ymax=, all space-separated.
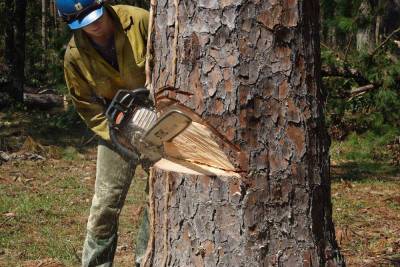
xmin=1 ymin=111 xmax=400 ymax=266
xmin=0 ymin=146 xmax=147 ymax=267
xmin=1 ymin=149 xmax=399 ymax=266
xmin=331 ymin=165 xmax=400 ymax=266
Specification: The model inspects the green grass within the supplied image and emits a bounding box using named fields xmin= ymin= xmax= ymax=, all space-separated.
xmin=0 ymin=177 xmax=89 ymax=265
xmin=331 ymin=179 xmax=400 ymax=265
xmin=0 ymin=157 xmax=148 ymax=266
xmin=330 ymin=129 xmax=400 ymax=265
xmin=330 ymin=130 xmax=400 ymax=181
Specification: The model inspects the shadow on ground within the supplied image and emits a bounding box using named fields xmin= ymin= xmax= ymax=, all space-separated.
xmin=331 ymin=160 xmax=400 ymax=181
xmin=0 ymin=108 xmax=95 ymax=154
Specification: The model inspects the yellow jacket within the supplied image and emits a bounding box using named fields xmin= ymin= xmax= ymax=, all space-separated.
xmin=64 ymin=4 xmax=149 ymax=141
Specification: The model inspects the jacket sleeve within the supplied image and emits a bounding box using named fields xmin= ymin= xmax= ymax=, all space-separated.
xmin=137 ymin=7 xmax=149 ymax=44
xmin=64 ymin=60 xmax=110 ymax=141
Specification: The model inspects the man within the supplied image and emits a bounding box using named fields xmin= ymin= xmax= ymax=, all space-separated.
xmin=56 ymin=0 xmax=149 ymax=266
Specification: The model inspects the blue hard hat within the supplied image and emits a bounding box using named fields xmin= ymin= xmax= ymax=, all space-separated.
xmin=56 ymin=0 xmax=105 ymax=30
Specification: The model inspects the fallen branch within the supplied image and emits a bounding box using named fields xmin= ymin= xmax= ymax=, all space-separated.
xmin=0 ymin=216 xmax=13 ymax=228
xmin=321 ymin=64 xmax=371 ymax=85
xmin=322 ymin=65 xmax=380 ymax=100
xmin=348 ymin=84 xmax=377 ymax=100
xmin=344 ymin=33 xmax=354 ymax=63
xmin=23 ymin=93 xmax=64 ymax=109
xmin=350 ymin=84 xmax=376 ymax=96
xmin=370 ymin=26 xmax=400 ymax=57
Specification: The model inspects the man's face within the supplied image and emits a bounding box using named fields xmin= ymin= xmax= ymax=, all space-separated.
xmin=81 ymin=11 xmax=113 ymax=38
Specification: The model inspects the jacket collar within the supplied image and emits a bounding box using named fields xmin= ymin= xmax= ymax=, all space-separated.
xmin=71 ymin=4 xmax=130 ymax=78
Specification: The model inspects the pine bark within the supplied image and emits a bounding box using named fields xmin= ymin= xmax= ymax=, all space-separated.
xmin=146 ymin=0 xmax=344 ymax=266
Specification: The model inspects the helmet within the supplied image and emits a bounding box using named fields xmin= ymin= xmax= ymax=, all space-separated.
xmin=56 ymin=0 xmax=105 ymax=30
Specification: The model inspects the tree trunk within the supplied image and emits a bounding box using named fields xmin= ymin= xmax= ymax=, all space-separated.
xmin=320 ymin=0 xmax=337 ymax=46
xmin=381 ymin=0 xmax=400 ymax=37
xmin=9 ymin=0 xmax=27 ymax=102
xmin=144 ymin=0 xmax=344 ymax=266
xmin=41 ymin=0 xmax=47 ymax=50
xmin=51 ymin=0 xmax=58 ymax=30
xmin=356 ymin=1 xmax=375 ymax=51
xmin=4 ymin=0 xmax=15 ymax=67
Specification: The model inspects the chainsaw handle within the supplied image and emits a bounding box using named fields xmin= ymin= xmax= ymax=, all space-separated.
xmin=109 ymin=128 xmax=140 ymax=162
xmin=106 ymin=88 xmax=154 ymax=162
xmin=105 ymin=88 xmax=151 ymax=127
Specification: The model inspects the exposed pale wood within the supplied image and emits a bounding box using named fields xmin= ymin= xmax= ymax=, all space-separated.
xmin=170 ymin=0 xmax=179 ymax=87
xmin=154 ymin=158 xmax=241 ymax=178
xmin=350 ymin=84 xmax=375 ymax=96
xmin=164 ymin=122 xmax=236 ymax=172
xmin=145 ymin=0 xmax=157 ymax=91
xmin=370 ymin=25 xmax=400 ymax=56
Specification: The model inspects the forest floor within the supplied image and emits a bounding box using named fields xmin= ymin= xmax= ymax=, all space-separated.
xmin=0 ymin=109 xmax=400 ymax=266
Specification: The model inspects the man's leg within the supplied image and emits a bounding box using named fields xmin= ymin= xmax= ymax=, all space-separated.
xmin=82 ymin=140 xmax=137 ymax=267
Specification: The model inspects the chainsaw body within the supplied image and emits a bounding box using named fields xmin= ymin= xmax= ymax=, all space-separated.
xmin=105 ymin=88 xmax=191 ymax=162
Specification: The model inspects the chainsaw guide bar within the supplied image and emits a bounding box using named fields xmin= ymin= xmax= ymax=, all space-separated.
xmin=143 ymin=110 xmax=192 ymax=146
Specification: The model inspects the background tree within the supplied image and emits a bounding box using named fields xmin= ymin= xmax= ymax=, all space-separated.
xmin=320 ymin=0 xmax=400 ymax=148
xmin=8 ymin=0 xmax=27 ymax=102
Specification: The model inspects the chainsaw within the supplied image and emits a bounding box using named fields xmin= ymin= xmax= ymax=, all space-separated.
xmin=105 ymin=88 xmax=192 ymax=162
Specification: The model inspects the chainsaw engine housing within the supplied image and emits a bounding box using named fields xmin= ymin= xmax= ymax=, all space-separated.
xmin=105 ymin=88 xmax=157 ymax=159
xmin=105 ymin=88 xmax=192 ymax=162
xmin=125 ymin=107 xmax=158 ymax=147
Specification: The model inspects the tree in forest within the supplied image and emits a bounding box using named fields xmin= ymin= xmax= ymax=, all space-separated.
xmin=320 ymin=0 xmax=400 ymax=140
xmin=8 ymin=0 xmax=27 ymax=102
xmin=1 ymin=0 xmax=29 ymax=103
xmin=141 ymin=0 xmax=345 ymax=266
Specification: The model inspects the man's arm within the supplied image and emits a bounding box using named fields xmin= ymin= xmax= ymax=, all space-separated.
xmin=137 ymin=7 xmax=149 ymax=43
xmin=64 ymin=60 xmax=110 ymax=141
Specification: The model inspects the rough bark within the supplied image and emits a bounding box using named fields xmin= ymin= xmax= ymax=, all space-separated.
xmin=145 ymin=0 xmax=344 ymax=266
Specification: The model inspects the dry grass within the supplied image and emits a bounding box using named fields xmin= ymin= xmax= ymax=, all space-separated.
xmin=0 ymin=146 xmax=147 ymax=267
xmin=1 ymin=110 xmax=400 ymax=266
xmin=332 ymin=178 xmax=400 ymax=266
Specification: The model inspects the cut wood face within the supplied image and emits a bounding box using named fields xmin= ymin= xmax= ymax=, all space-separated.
xmin=154 ymin=99 xmax=245 ymax=174
xmin=165 ymin=122 xmax=235 ymax=169
xmin=154 ymin=158 xmax=241 ymax=178
xmin=155 ymin=120 xmax=242 ymax=177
